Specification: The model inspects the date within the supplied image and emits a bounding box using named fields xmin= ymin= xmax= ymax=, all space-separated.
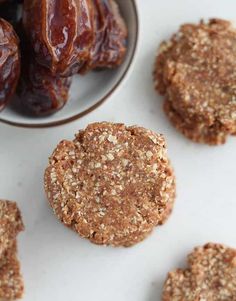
xmin=23 ymin=0 xmax=94 ymax=77
xmin=19 ymin=59 xmax=72 ymax=116
xmin=80 ymin=0 xmax=128 ymax=73
xmin=0 ymin=0 xmax=128 ymax=116
xmin=0 ymin=18 xmax=20 ymax=111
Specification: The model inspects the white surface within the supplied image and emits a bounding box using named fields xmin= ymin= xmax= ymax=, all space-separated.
xmin=1 ymin=0 xmax=236 ymax=300
xmin=0 ymin=0 xmax=138 ymax=126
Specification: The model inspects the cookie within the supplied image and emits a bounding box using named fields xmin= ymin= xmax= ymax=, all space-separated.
xmin=44 ymin=122 xmax=176 ymax=247
xmin=0 ymin=200 xmax=24 ymax=257
xmin=162 ymin=243 xmax=236 ymax=301
xmin=0 ymin=200 xmax=24 ymax=300
xmin=154 ymin=19 xmax=236 ymax=145
xmin=0 ymin=241 xmax=24 ymax=301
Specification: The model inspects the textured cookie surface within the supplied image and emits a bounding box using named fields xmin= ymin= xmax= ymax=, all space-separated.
xmin=45 ymin=122 xmax=176 ymax=247
xmin=0 ymin=200 xmax=24 ymax=258
xmin=154 ymin=19 xmax=236 ymax=144
xmin=0 ymin=241 xmax=24 ymax=301
xmin=163 ymin=243 xmax=236 ymax=301
xmin=164 ymin=100 xmax=228 ymax=145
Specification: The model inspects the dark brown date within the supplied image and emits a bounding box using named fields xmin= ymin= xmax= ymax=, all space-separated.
xmin=80 ymin=0 xmax=127 ymax=73
xmin=18 ymin=60 xmax=72 ymax=116
xmin=23 ymin=0 xmax=94 ymax=77
xmin=0 ymin=18 xmax=20 ymax=111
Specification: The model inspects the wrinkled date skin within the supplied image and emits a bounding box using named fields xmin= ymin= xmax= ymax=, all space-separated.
xmin=19 ymin=60 xmax=72 ymax=116
xmin=0 ymin=18 xmax=20 ymax=111
xmin=80 ymin=0 xmax=128 ymax=73
xmin=23 ymin=0 xmax=94 ymax=77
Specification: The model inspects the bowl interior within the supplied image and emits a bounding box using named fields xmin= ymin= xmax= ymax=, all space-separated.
xmin=0 ymin=0 xmax=138 ymax=127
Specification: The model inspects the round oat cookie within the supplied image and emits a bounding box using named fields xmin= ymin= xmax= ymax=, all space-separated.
xmin=154 ymin=19 xmax=236 ymax=145
xmin=44 ymin=122 xmax=176 ymax=247
xmin=162 ymin=243 xmax=236 ymax=301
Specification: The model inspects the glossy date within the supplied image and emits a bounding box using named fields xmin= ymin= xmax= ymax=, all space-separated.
xmin=23 ymin=0 xmax=94 ymax=77
xmin=0 ymin=0 xmax=128 ymax=116
xmin=80 ymin=0 xmax=128 ymax=73
xmin=19 ymin=60 xmax=72 ymax=116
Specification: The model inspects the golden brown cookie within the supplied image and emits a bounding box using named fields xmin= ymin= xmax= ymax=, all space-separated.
xmin=44 ymin=122 xmax=176 ymax=247
xmin=162 ymin=243 xmax=236 ymax=301
xmin=0 ymin=200 xmax=24 ymax=257
xmin=154 ymin=19 xmax=236 ymax=145
xmin=0 ymin=241 xmax=24 ymax=301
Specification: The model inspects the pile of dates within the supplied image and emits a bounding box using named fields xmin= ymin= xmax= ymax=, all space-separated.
xmin=0 ymin=0 xmax=127 ymax=116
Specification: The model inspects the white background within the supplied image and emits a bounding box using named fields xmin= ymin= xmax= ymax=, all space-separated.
xmin=1 ymin=0 xmax=236 ymax=300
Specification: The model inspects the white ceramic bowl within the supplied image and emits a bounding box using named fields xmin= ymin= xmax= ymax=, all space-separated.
xmin=0 ymin=0 xmax=139 ymax=128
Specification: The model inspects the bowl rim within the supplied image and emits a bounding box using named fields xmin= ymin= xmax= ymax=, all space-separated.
xmin=0 ymin=0 xmax=139 ymax=129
